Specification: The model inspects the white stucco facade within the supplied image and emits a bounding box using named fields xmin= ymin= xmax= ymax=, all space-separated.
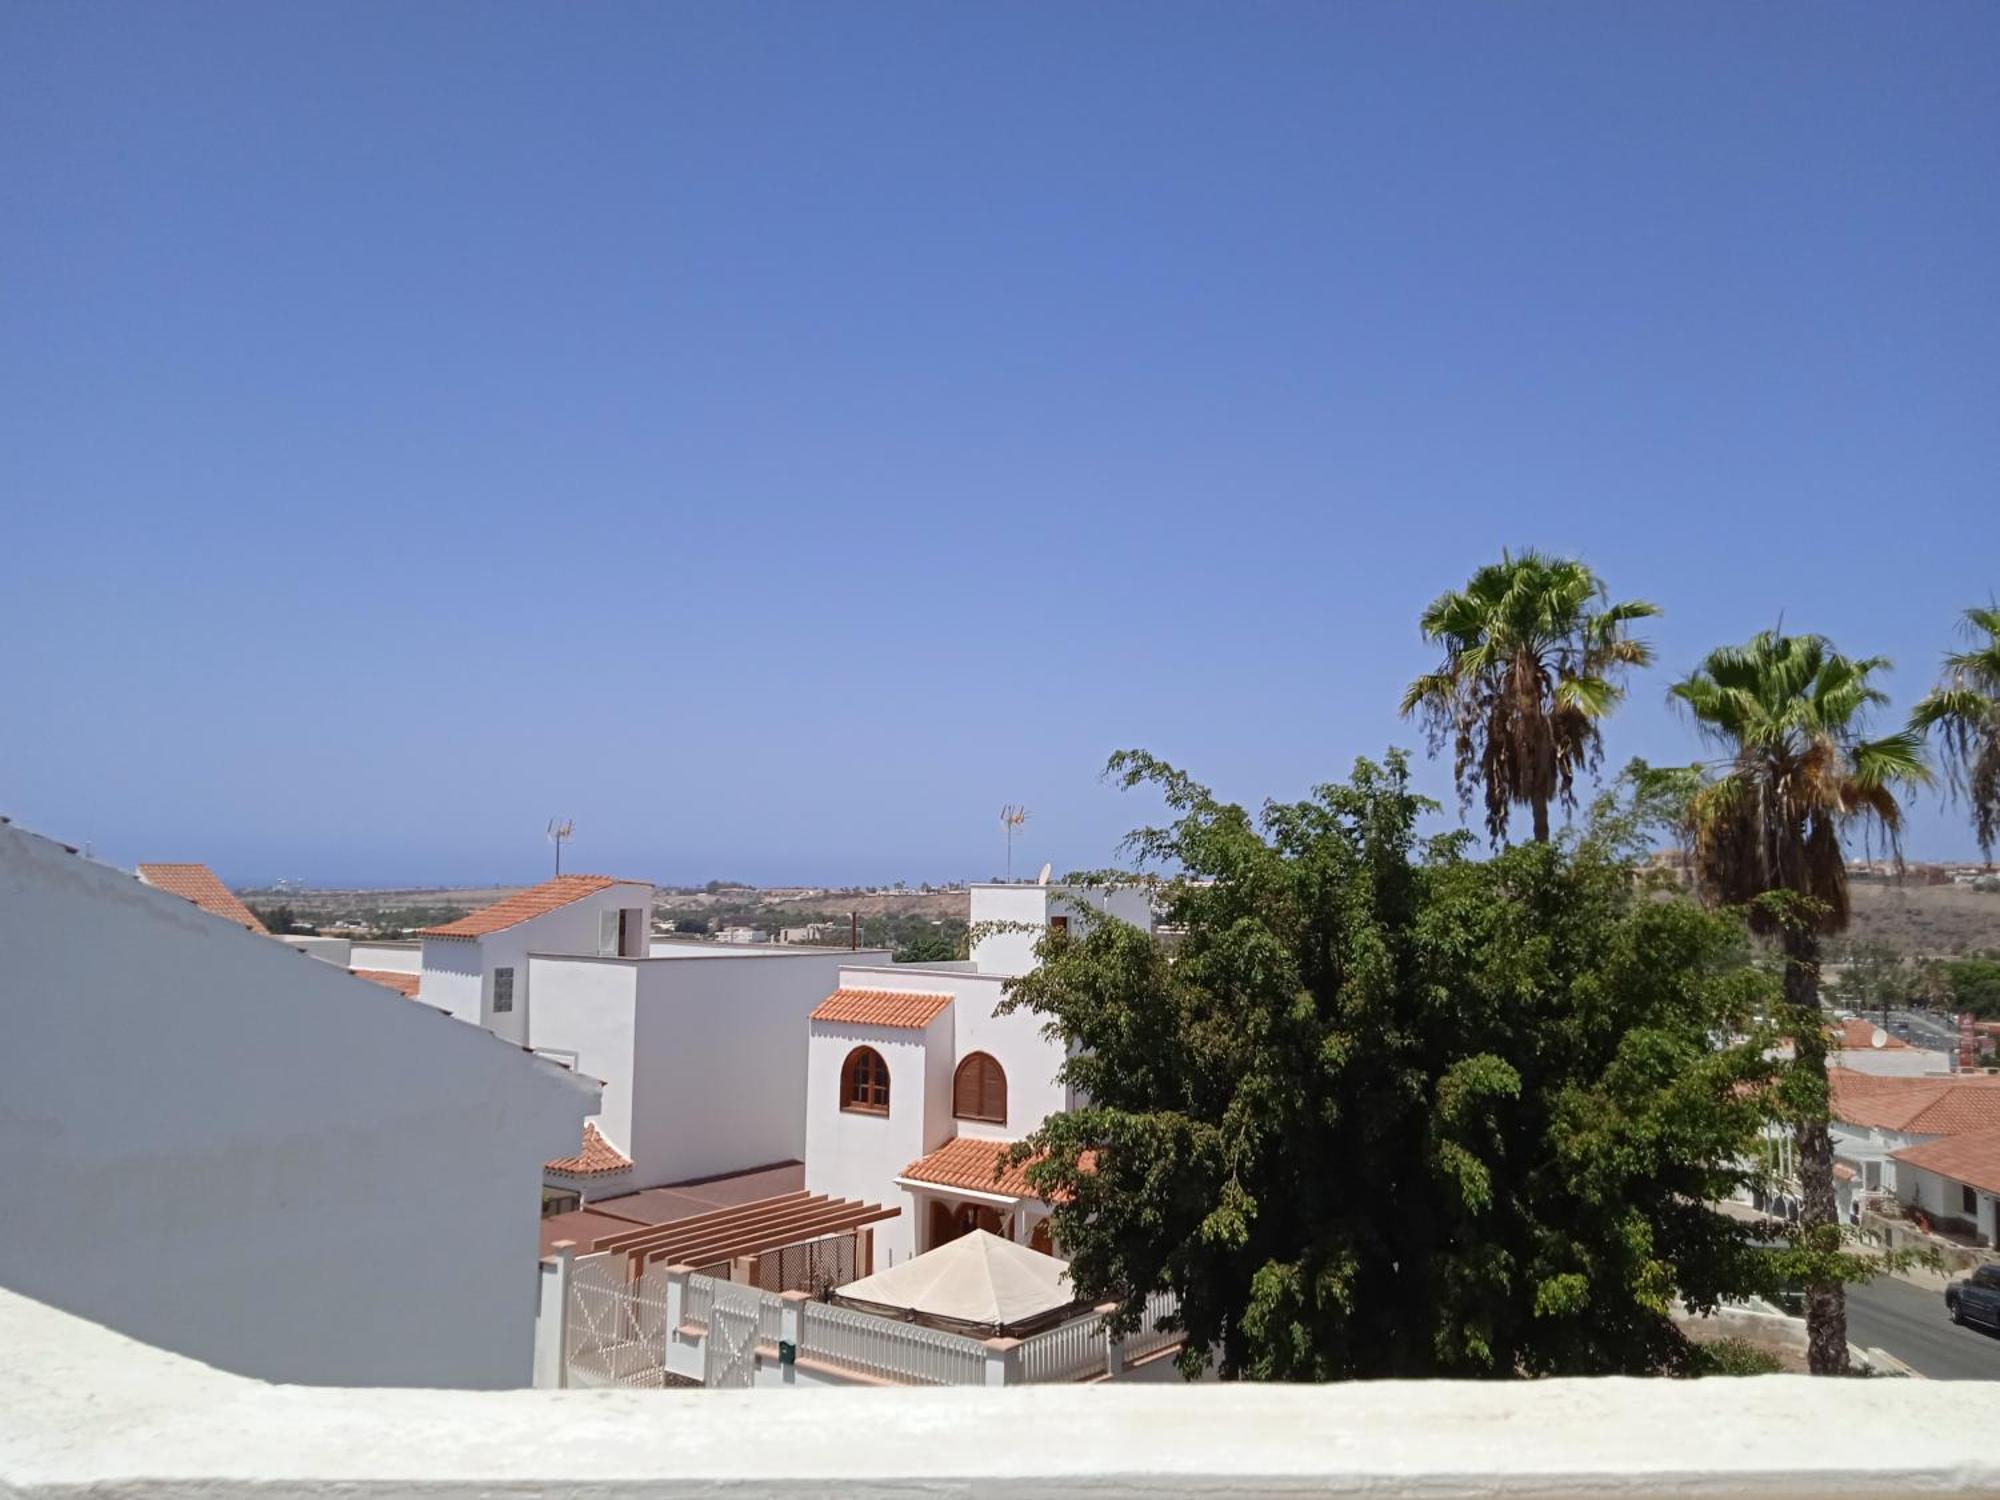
xmin=805 ymin=1012 xmax=952 ymax=1261
xmin=421 ymin=880 xmax=652 ymax=1045
xmin=803 ymin=957 xmax=1087 ymax=1264
xmin=8 ymin=1281 xmax=2000 ymax=1500
xmin=528 ymin=946 xmax=892 ymax=1190
xmin=969 ymin=881 xmax=1155 ymax=977
xmin=0 ymin=820 xmax=598 ymax=1389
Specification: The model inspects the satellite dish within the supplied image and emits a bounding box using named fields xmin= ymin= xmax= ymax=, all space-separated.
xmin=1870 ymin=1027 xmax=1888 ymax=1050
xmin=1036 ymin=862 xmax=1052 ymax=886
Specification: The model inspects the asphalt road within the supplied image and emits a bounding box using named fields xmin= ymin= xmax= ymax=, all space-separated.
xmin=1846 ymin=1276 xmax=2000 ymax=1380
xmin=1883 ymin=1009 xmax=1961 ymax=1052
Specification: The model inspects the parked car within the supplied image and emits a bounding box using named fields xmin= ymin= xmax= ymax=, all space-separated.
xmin=1944 ymin=1264 xmax=2000 ymax=1330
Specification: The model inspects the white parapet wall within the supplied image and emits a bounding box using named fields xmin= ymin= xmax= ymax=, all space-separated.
xmin=5 ymin=1285 xmax=2000 ymax=1500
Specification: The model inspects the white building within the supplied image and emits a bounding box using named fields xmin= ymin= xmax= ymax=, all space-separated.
xmin=419 ymin=874 xmax=654 ymax=1046
xmin=1829 ymin=1069 xmax=2000 ymax=1240
xmin=527 ymin=941 xmax=890 ymax=1198
xmin=804 ymin=882 xmax=1153 ymax=1264
xmin=1828 ymin=1017 xmax=1951 ymax=1078
xmin=0 ymin=817 xmax=598 ymax=1389
xmin=968 ymin=880 xmax=1155 ymax=977
xmin=1889 ymin=1129 xmax=2000 ymax=1247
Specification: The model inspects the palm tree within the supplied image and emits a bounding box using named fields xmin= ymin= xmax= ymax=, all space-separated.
xmin=1401 ymin=552 xmax=1659 ymax=843
xmin=1909 ymin=606 xmax=2000 ymax=862
xmin=1670 ymin=631 xmax=1928 ymax=1375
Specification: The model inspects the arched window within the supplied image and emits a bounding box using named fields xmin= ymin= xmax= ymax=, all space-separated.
xmin=952 ymin=1052 xmax=1007 ymax=1124
xmin=841 ymin=1046 xmax=890 ymax=1114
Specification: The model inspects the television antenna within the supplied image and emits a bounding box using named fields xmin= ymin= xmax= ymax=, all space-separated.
xmin=547 ymin=818 xmax=575 ymax=876
xmin=1000 ymin=804 xmax=1030 ymax=881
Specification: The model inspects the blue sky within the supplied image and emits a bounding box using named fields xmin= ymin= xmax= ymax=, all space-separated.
xmin=2 ymin=4 xmax=1994 ymax=886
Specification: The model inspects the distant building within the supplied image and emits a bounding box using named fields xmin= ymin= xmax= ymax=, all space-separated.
xmin=714 ymin=925 xmax=770 ymax=944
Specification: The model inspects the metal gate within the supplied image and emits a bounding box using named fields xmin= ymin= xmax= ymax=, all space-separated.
xmin=704 ymin=1301 xmax=759 ymax=1389
xmin=566 ymin=1254 xmax=671 ymax=1388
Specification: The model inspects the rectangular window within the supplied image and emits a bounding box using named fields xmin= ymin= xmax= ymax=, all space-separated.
xmin=1964 ymin=1184 xmax=1979 ymax=1215
xmin=1048 ymin=915 xmax=1069 ymax=936
xmin=1863 ymin=1160 xmax=1881 ymax=1191
xmin=599 ymin=909 xmax=620 ymax=956
xmin=493 ymin=967 xmax=514 ymax=1013
xmin=619 ymin=907 xmax=644 ymax=957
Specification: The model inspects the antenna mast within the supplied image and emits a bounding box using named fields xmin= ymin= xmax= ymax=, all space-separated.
xmin=999 ymin=804 xmax=1030 ymax=881
xmin=546 ymin=818 xmax=575 ymax=876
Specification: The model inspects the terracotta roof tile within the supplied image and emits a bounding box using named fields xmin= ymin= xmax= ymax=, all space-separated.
xmin=350 ymin=968 xmax=421 ymax=998
xmin=1830 ymin=1069 xmax=2000 ymax=1136
xmin=545 ymin=1122 xmax=633 ymax=1178
xmin=136 ymin=863 xmax=267 ymax=933
xmin=1891 ymin=1128 xmax=2000 ymax=1197
xmin=420 ymin=875 xmax=625 ymax=939
xmin=1831 ymin=1018 xmax=1912 ymax=1050
xmin=903 ymin=1136 xmax=1041 ymax=1197
xmin=810 ymin=987 xmax=954 ymax=1028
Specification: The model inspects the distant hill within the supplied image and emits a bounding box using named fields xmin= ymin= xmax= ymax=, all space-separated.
xmin=1844 ymin=879 xmax=2000 ymax=958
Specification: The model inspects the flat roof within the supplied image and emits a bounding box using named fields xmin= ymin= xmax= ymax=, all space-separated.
xmin=587 ymin=1160 xmax=806 ymax=1228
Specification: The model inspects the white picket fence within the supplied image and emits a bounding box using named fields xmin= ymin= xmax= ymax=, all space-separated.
xmin=1017 ymin=1308 xmax=1107 ymax=1382
xmin=1122 ymin=1289 xmax=1182 ymax=1364
xmin=800 ymin=1300 xmax=991 ymax=1386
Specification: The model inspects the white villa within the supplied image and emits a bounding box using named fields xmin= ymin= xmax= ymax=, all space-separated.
xmin=804 ymin=881 xmax=1155 ymax=1264
xmin=1830 ymin=1067 xmax=2000 ymax=1246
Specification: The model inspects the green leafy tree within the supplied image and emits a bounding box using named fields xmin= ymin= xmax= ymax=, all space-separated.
xmin=1830 ymin=939 xmax=1908 ymax=1025
xmin=1670 ymin=630 xmax=1929 ymax=1373
xmin=1943 ymin=957 xmax=2000 ymax=1019
xmin=893 ymin=932 xmax=957 ymax=964
xmin=1004 ymin=750 xmax=1777 ymax=1380
xmin=1910 ymin=606 xmax=2000 ymax=860
xmin=1402 ymin=552 xmax=1659 ymax=844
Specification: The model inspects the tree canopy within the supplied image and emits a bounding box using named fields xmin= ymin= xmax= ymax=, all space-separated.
xmin=1910 ymin=605 xmax=2000 ymax=860
xmin=1005 ymin=750 xmax=1778 ymax=1380
xmin=1402 ymin=551 xmax=1658 ymax=844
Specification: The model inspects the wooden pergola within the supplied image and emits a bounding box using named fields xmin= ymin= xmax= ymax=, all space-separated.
xmin=590 ymin=1190 xmax=900 ymax=1278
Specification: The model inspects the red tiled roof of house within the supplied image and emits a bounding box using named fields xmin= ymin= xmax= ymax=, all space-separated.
xmin=545 ymin=1122 xmax=633 ymax=1178
xmin=1830 ymin=1069 xmax=2000 ymax=1136
xmin=1831 ymin=1017 xmax=1911 ymax=1050
xmin=1892 ymin=1128 xmax=2000 ymax=1197
xmin=420 ymin=875 xmax=623 ymax=939
xmin=898 ymin=1137 xmax=1099 ymax=1202
xmin=810 ymin=988 xmax=954 ymax=1028
xmin=351 ymin=969 xmax=421 ymax=998
xmin=136 ymin=863 xmax=267 ymax=933
xmin=902 ymin=1136 xmax=1042 ymax=1197
xmin=1833 ymin=1162 xmax=1858 ymax=1183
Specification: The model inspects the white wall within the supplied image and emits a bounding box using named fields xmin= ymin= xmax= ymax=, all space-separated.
xmin=0 ymin=823 xmax=597 ymax=1389
xmin=424 ymin=882 xmax=651 ymax=1046
xmin=805 ymin=1014 xmax=950 ymax=1264
xmin=351 ymin=941 xmax=421 ymax=974
xmin=628 ymin=950 xmax=868 ymax=1186
xmin=12 ymin=1280 xmax=2000 ymax=1500
xmin=278 ymin=935 xmax=352 ymax=965
xmin=420 ymin=936 xmax=484 ymax=1026
xmin=526 ymin=957 xmax=639 ymax=1153
xmin=529 ymin=948 xmax=891 ymax=1189
xmin=1831 ymin=1046 xmax=1951 ymax=1077
xmin=836 ymin=965 xmax=1066 ymax=1143
xmin=969 ymin=883 xmax=1154 ymax=978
